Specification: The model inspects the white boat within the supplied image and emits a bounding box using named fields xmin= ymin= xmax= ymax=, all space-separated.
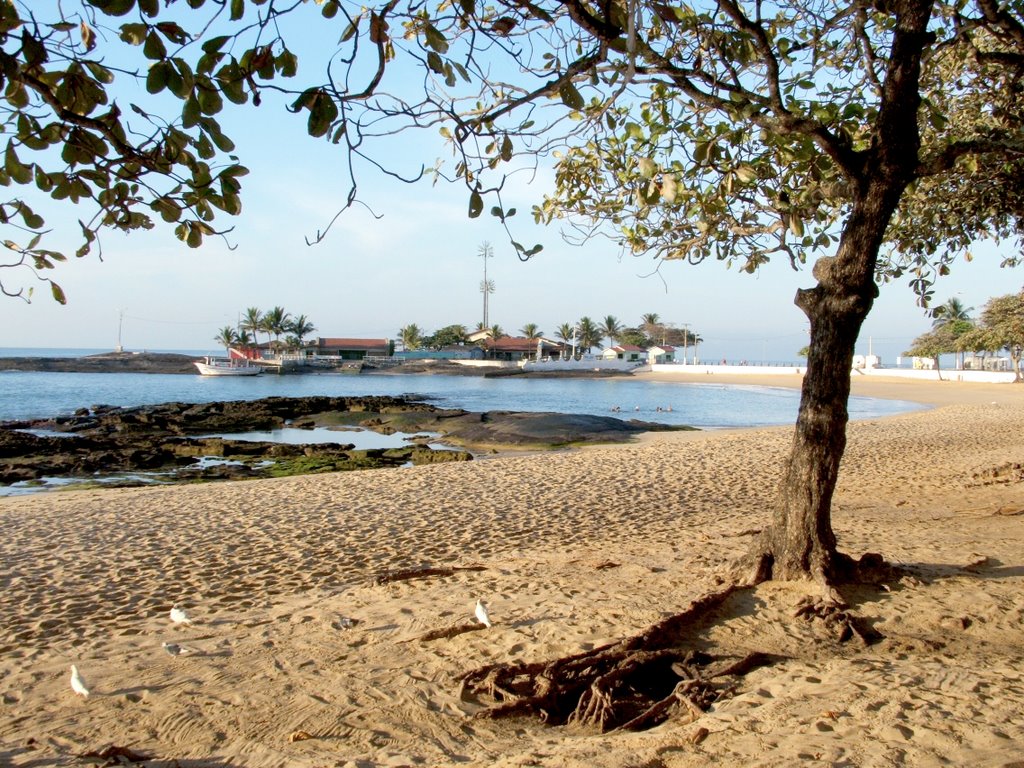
xmin=194 ymin=356 xmax=262 ymax=376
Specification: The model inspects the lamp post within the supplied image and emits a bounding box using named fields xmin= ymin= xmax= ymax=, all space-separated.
xmin=478 ymin=242 xmax=494 ymax=328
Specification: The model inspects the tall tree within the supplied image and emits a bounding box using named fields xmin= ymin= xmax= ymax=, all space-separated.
xmin=262 ymin=306 xmax=290 ymax=350
xmin=975 ymin=291 xmax=1024 ymax=382
xmin=399 ymin=323 xmax=423 ymax=351
xmin=241 ymin=307 xmax=265 ymax=349
xmin=555 ymin=322 xmax=576 ymax=356
xmin=519 ymin=323 xmax=542 ymax=340
xmin=287 ymin=314 xmax=316 ymax=348
xmin=428 ymin=323 xmax=469 ymax=348
xmin=600 ymin=315 xmax=623 ymax=349
xmin=905 ymin=324 xmax=961 ymax=379
xmin=931 ymin=297 xmax=974 ymax=368
xmin=214 ymin=325 xmax=237 ymax=357
xmin=931 ymin=297 xmax=974 ymax=328
xmin=576 ymin=316 xmax=601 ymax=353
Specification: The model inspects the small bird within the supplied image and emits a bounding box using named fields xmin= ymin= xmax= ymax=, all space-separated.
xmin=69 ymin=665 xmax=90 ymax=698
xmin=169 ymin=605 xmax=194 ymax=625
xmin=474 ymin=599 xmax=492 ymax=628
xmin=161 ymin=641 xmax=195 ymax=656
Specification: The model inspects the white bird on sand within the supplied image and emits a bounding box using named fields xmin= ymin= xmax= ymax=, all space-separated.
xmin=474 ymin=599 xmax=492 ymax=628
xmin=161 ymin=641 xmax=196 ymax=657
xmin=69 ymin=665 xmax=90 ymax=698
xmin=169 ymin=605 xmax=194 ymax=626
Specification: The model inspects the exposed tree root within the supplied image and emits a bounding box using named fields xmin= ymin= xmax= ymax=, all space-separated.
xmin=372 ymin=564 xmax=486 ymax=586
xmin=459 ymin=585 xmax=762 ymax=731
xmin=459 ymin=551 xmax=896 ymax=733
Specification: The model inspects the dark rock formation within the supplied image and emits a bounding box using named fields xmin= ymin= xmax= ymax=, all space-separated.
xmin=0 ymin=395 xmax=693 ymax=492
xmin=0 ymin=351 xmax=199 ymax=374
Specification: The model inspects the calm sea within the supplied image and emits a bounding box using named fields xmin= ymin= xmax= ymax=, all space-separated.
xmin=0 ymin=349 xmax=924 ymax=428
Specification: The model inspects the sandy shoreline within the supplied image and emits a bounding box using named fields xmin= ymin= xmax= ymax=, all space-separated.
xmin=2 ymin=377 xmax=1023 ymax=766
xmin=636 ymin=368 xmax=1020 ymax=406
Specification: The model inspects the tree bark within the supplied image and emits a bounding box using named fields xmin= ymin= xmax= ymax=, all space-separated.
xmin=742 ymin=0 xmax=937 ymax=587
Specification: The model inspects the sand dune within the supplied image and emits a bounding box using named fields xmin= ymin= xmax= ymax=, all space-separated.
xmin=2 ymin=379 xmax=1023 ymax=767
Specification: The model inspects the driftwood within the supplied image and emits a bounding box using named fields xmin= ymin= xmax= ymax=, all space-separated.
xmin=77 ymin=744 xmax=152 ymax=765
xmin=419 ymin=622 xmax=487 ymax=642
xmin=372 ymin=564 xmax=486 ymax=586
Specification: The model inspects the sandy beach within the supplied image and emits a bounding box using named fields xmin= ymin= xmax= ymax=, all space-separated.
xmin=2 ymin=375 xmax=1023 ymax=767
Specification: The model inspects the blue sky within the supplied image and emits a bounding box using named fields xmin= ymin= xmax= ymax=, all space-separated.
xmin=1 ymin=4 xmax=1019 ymax=362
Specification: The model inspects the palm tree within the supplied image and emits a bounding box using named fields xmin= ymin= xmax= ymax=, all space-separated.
xmin=520 ymin=323 xmax=542 ymax=340
xmin=262 ymin=306 xmax=290 ymax=351
xmin=241 ymin=307 xmax=264 ymax=347
xmin=931 ymin=297 xmax=974 ymax=328
xmin=236 ymin=328 xmax=253 ymax=355
xmin=932 ymin=297 xmax=974 ymax=369
xmin=489 ymin=324 xmax=505 ymax=339
xmin=214 ymin=326 xmax=237 ymax=357
xmin=555 ymin=322 xmax=576 ymax=359
xmin=600 ymin=315 xmax=623 ymax=349
xmin=288 ymin=314 xmax=316 ymax=348
xmin=399 ymin=323 xmax=423 ymax=351
xmin=640 ymin=312 xmax=663 ymax=345
xmin=576 ymin=316 xmax=601 ymax=353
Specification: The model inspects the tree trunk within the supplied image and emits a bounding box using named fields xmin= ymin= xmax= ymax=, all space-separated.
xmin=742 ymin=247 xmax=878 ymax=586
xmin=739 ymin=0 xmax=935 ymax=587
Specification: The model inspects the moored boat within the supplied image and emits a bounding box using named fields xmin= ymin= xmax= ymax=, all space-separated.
xmin=193 ymin=356 xmax=262 ymax=376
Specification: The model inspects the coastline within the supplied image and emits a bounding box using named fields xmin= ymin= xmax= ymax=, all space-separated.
xmin=635 ymin=367 xmax=1024 ymax=407
xmin=2 ymin=377 xmax=1023 ymax=766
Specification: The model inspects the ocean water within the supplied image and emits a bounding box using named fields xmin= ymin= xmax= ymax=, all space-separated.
xmin=0 ymin=368 xmax=924 ymax=428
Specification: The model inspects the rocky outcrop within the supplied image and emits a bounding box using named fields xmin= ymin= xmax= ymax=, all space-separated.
xmin=0 ymin=396 xmax=693 ymax=491
xmin=0 ymin=351 xmax=199 ymax=374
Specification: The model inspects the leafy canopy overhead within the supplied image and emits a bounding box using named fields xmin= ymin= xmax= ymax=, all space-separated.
xmin=1 ymin=0 xmax=1022 ymax=303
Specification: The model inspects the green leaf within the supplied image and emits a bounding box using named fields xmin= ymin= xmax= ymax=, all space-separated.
xmin=156 ymin=21 xmax=189 ymax=44
xmin=197 ymin=85 xmax=223 ymax=115
xmin=230 ymin=0 xmax=244 ymax=20
xmin=307 ymin=91 xmax=338 ymax=137
xmin=50 ymin=281 xmax=67 ymax=305
xmin=426 ymin=51 xmax=444 ymax=74
xmin=734 ymin=164 xmax=757 ymax=183
xmin=143 ymin=29 xmax=167 ymax=59
xmin=278 ymin=49 xmax=298 ymax=78
xmin=423 ymin=24 xmax=448 ymax=53
xmin=500 ymin=135 xmax=513 ymax=161
xmin=637 ymin=157 xmax=657 ymax=179
xmin=5 ymin=143 xmax=32 ymax=184
xmin=468 ymin=190 xmax=483 ymax=218
xmin=340 ymin=18 xmax=359 ymax=43
xmin=558 ymin=81 xmax=584 ymax=111
xmin=146 ymin=61 xmax=170 ymax=93
xmin=217 ymin=63 xmax=247 ymax=104
xmin=120 ymin=22 xmax=148 ymax=45
xmin=91 ymin=0 xmax=136 ymax=17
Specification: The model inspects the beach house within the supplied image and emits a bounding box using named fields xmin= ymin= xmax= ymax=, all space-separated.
xmin=601 ymin=344 xmax=646 ymax=363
